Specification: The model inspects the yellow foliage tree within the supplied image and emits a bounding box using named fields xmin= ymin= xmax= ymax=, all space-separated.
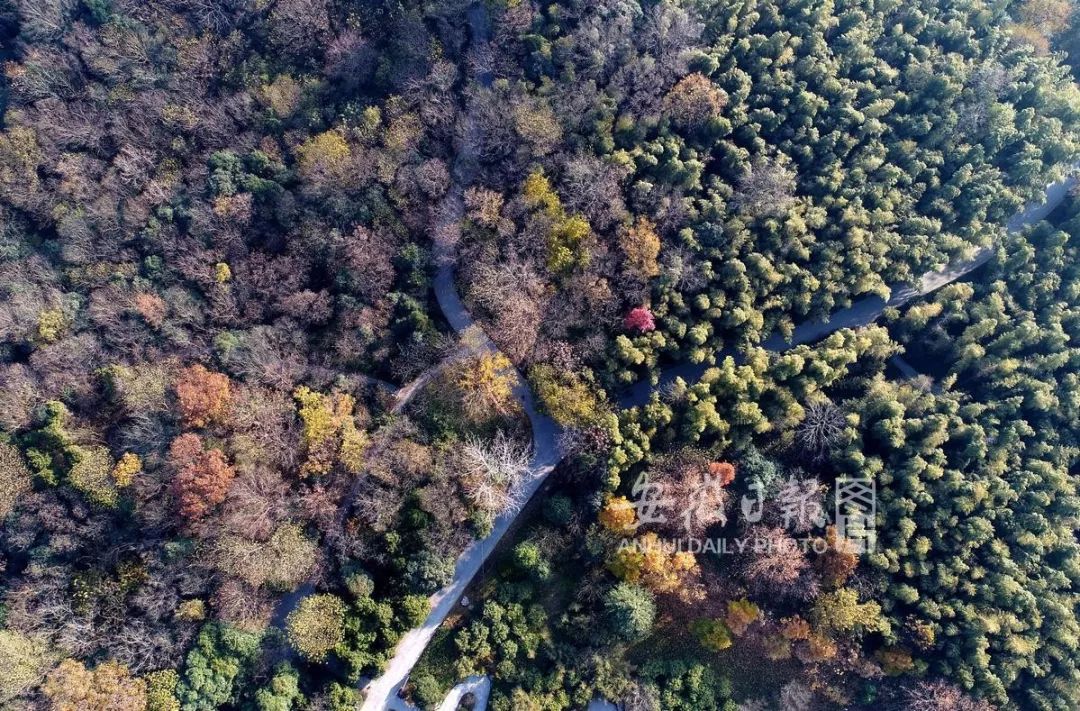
xmin=42 ymin=659 xmax=146 ymax=711
xmin=296 ymin=130 xmax=351 ymax=180
xmin=450 ymin=351 xmax=516 ymax=422
xmin=599 ymin=496 xmax=636 ymax=535
xmin=725 ymin=598 xmax=761 ymax=636
xmin=294 ymin=387 xmax=367 ymax=476
xmin=608 ymin=532 xmax=699 ymax=596
xmin=520 ymin=170 xmax=592 ymax=276
xmin=619 ymin=217 xmax=661 ymax=279
xmin=0 ymin=441 xmax=31 ymax=519
xmin=111 ymin=453 xmax=142 ymax=488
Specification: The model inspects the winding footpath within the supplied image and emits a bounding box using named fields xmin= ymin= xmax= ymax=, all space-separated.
xmin=358 ymin=6 xmax=1080 ymax=708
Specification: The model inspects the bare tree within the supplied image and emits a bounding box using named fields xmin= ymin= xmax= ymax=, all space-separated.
xmin=466 ymin=260 xmax=546 ymax=361
xmin=742 ymin=525 xmax=809 ymax=594
xmin=733 ymin=156 xmax=797 ymax=219
xmin=901 ymin=681 xmax=995 ymax=711
xmin=622 ymin=681 xmax=661 ymax=711
xmin=459 ymin=431 xmax=535 ymax=514
xmin=778 ymin=681 xmax=818 ymax=711
xmin=796 ymin=399 xmax=846 ymax=460
xmin=737 ymin=701 xmax=770 ymax=711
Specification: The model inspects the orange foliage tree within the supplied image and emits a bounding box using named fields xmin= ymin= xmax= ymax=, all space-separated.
xmin=169 ymin=433 xmax=236 ymax=520
xmin=175 ymin=364 xmax=231 ymax=428
xmin=708 ymin=461 xmax=736 ymax=487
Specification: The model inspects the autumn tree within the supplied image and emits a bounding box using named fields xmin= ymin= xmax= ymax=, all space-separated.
xmin=663 ymin=73 xmax=728 ymax=131
xmin=815 ymin=525 xmax=858 ymax=588
xmin=286 ymin=594 xmax=346 ymax=662
xmin=42 ymin=659 xmax=147 ymax=711
xmin=293 ymin=387 xmax=368 ymax=477
xmin=175 ymin=365 xmax=232 ymax=428
xmin=0 ymin=440 xmax=31 ymax=519
xmin=608 ymin=532 xmax=702 ymax=600
xmin=619 ymin=217 xmax=661 ymax=279
xmin=810 ymin=587 xmax=888 ymax=638
xmin=623 ymin=307 xmax=656 ymax=334
xmin=169 ymin=434 xmax=236 ymax=521
xmin=449 ymin=351 xmax=517 ymax=422
xmin=0 ymin=630 xmax=50 ymax=704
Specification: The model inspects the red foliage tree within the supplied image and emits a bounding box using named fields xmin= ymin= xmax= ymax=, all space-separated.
xmin=169 ymin=433 xmax=236 ymax=520
xmin=623 ymin=307 xmax=656 ymax=333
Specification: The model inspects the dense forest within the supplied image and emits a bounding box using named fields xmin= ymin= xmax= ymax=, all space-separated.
xmin=0 ymin=0 xmax=1078 ymax=709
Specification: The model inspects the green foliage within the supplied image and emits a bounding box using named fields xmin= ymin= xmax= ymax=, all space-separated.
xmin=638 ymin=659 xmax=734 ymax=711
xmin=829 ymin=197 xmax=1080 ymax=707
xmin=254 ymin=664 xmax=304 ymax=711
xmin=511 ymin=541 xmax=550 ymax=581
xmin=398 ymin=595 xmax=430 ymax=629
xmin=176 ymin=623 xmax=263 ymax=711
xmin=18 ymin=402 xmax=119 ymax=506
xmin=690 ymin=618 xmax=733 ymax=652
xmin=603 ymin=583 xmax=656 ymax=642
xmin=0 ymin=630 xmax=50 ymax=703
xmin=410 ymin=672 xmax=445 ymax=709
xmin=333 ymin=594 xmax=403 ymax=682
xmin=542 ymin=495 xmax=574 ymax=526
xmin=453 ymin=598 xmax=547 ymax=685
xmin=286 ymin=594 xmax=347 ymax=663
xmin=325 ymin=682 xmax=360 ymax=711
xmin=404 ymin=550 xmax=454 ymax=594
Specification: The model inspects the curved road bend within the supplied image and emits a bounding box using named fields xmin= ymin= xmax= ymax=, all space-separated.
xmin=360 ymin=3 xmax=1078 ymax=704
xmin=360 ymin=6 xmax=560 ymax=709
xmin=620 ymin=168 xmax=1079 ymax=408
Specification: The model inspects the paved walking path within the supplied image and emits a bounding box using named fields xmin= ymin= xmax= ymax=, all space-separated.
xmin=358 ymin=5 xmax=1079 ymax=707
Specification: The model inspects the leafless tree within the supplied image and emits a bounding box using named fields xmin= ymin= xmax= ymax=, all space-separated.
xmin=622 ymin=681 xmax=661 ymax=711
xmin=466 ymin=260 xmax=546 ymax=361
xmin=738 ymin=700 xmax=769 ymax=711
xmin=742 ymin=525 xmax=809 ymax=594
xmin=15 ymin=0 xmax=75 ymax=41
xmin=560 ymin=155 xmax=631 ymax=230
xmin=733 ymin=156 xmax=797 ymax=219
xmin=0 ymin=364 xmax=41 ymax=431
xmin=901 ymin=681 xmax=996 ymax=711
xmin=213 ymin=579 xmax=273 ymax=633
xmin=796 ymin=399 xmax=846 ymax=460
xmin=460 ymin=431 xmax=535 ymax=514
xmin=778 ymin=681 xmax=818 ymax=711
xmin=268 ymin=0 xmax=331 ymax=57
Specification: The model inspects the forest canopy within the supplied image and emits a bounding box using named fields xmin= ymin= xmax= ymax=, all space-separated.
xmin=0 ymin=0 xmax=1078 ymax=709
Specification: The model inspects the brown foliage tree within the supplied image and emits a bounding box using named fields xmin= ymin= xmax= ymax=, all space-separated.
xmin=663 ymin=73 xmax=727 ymax=130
